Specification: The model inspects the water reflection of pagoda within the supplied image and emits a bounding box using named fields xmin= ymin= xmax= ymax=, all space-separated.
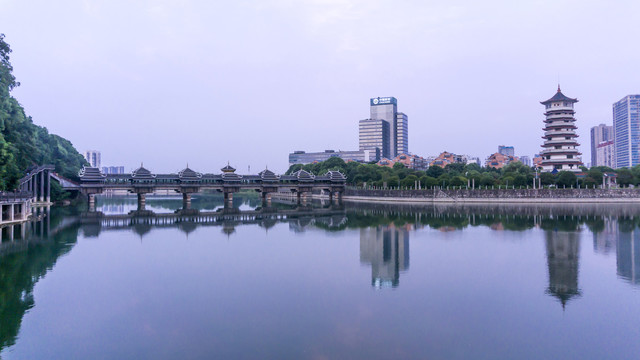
xmin=359 ymin=226 xmax=409 ymax=288
xmin=545 ymin=231 xmax=581 ymax=308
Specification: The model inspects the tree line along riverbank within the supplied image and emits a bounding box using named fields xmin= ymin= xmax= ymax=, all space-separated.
xmin=286 ymin=157 xmax=639 ymax=189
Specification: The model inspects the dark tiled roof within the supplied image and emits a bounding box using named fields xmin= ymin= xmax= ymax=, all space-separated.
xmin=326 ymin=170 xmax=346 ymax=182
xmin=259 ymin=169 xmax=279 ymax=182
xmin=292 ymin=169 xmax=315 ymax=182
xmin=178 ymin=167 xmax=202 ymax=180
xmin=78 ymin=166 xmax=106 ymax=182
xmin=541 ymin=87 xmax=578 ymax=104
xmin=132 ymin=165 xmax=156 ymax=179
xmin=221 ymin=164 xmax=236 ymax=173
xmin=221 ymin=172 xmax=242 ymax=181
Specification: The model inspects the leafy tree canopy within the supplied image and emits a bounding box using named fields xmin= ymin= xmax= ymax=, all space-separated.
xmin=0 ymin=34 xmax=87 ymax=193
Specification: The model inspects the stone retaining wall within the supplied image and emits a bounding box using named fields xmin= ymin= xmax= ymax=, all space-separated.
xmin=343 ymin=188 xmax=640 ymax=203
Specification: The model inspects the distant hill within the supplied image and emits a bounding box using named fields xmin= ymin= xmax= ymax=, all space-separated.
xmin=0 ymin=34 xmax=86 ymax=191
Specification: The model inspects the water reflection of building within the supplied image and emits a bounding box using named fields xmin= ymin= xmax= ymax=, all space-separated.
xmin=593 ymin=217 xmax=617 ymax=255
xmin=616 ymin=229 xmax=640 ymax=285
xmin=545 ymin=231 xmax=581 ymax=308
xmin=359 ymin=225 xmax=409 ymax=288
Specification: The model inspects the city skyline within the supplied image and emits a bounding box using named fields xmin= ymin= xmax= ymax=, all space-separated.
xmin=2 ymin=1 xmax=639 ymax=173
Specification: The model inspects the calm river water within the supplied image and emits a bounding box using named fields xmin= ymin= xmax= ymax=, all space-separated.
xmin=1 ymin=196 xmax=639 ymax=359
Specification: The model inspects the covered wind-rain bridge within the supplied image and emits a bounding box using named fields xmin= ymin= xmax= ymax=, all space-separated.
xmin=77 ymin=164 xmax=346 ymax=210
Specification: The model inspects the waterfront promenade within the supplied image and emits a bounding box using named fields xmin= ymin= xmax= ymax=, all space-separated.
xmin=338 ymin=188 xmax=640 ymax=203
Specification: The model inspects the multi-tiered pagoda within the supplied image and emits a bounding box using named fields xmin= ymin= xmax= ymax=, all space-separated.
xmin=540 ymin=86 xmax=583 ymax=172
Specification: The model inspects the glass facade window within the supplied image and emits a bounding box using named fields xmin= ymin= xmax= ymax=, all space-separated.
xmin=396 ymin=112 xmax=409 ymax=155
xmin=613 ymin=95 xmax=640 ymax=168
xmin=359 ymin=118 xmax=390 ymax=160
xmin=368 ymin=97 xmax=408 ymax=158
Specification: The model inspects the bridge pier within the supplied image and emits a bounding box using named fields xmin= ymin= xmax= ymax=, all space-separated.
xmin=32 ymin=173 xmax=37 ymax=202
xmin=333 ymin=191 xmax=343 ymax=204
xmin=224 ymin=192 xmax=233 ymax=207
xmin=39 ymin=171 xmax=44 ymax=203
xmin=88 ymin=194 xmax=96 ymax=212
xmin=261 ymin=192 xmax=272 ymax=207
xmin=46 ymin=170 xmax=51 ymax=203
xmin=137 ymin=193 xmax=146 ymax=211
xmin=182 ymin=193 xmax=192 ymax=210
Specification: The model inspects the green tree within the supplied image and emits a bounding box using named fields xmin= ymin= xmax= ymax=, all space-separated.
xmin=556 ymin=171 xmax=577 ymax=188
xmin=0 ymin=34 xmax=86 ymax=193
xmin=437 ymin=173 xmax=450 ymax=187
xmin=479 ymin=173 xmax=495 ymax=187
xmin=616 ymin=168 xmax=634 ymax=187
xmin=401 ymin=175 xmax=418 ymax=188
xmin=426 ymin=165 xmax=444 ymax=178
xmin=540 ymin=172 xmax=556 ymax=186
xmin=387 ymin=175 xmax=400 ymax=188
xmin=450 ymin=176 xmax=466 ymax=187
xmin=444 ymin=163 xmax=465 ymax=175
xmin=512 ymin=174 xmax=528 ymax=187
xmin=420 ymin=175 xmax=438 ymax=188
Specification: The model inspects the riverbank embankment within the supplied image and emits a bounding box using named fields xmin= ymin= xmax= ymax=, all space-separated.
xmin=337 ymin=188 xmax=640 ymax=203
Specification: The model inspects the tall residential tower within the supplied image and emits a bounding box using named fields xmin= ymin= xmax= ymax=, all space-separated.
xmin=84 ymin=150 xmax=101 ymax=168
xmin=590 ymin=124 xmax=613 ymax=167
xmin=539 ymin=87 xmax=583 ymax=172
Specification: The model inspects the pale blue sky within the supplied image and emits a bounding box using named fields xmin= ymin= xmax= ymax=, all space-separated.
xmin=2 ymin=0 xmax=638 ymax=173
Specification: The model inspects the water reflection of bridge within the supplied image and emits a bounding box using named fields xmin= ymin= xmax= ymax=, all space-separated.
xmin=79 ymin=207 xmax=348 ymax=237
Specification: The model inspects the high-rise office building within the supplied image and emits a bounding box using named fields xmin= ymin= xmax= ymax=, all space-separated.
xmin=370 ymin=97 xmax=397 ymax=157
xmin=613 ymin=95 xmax=640 ymax=168
xmin=519 ymin=155 xmax=531 ymax=166
xmin=498 ymin=145 xmax=515 ymax=157
xmin=289 ymin=150 xmax=370 ymax=165
xmin=365 ymin=97 xmax=408 ymax=158
xmin=84 ymin=150 xmax=101 ymax=168
xmin=359 ymin=118 xmax=390 ymax=160
xmin=539 ymin=87 xmax=583 ymax=172
xmin=590 ymin=124 xmax=613 ymax=167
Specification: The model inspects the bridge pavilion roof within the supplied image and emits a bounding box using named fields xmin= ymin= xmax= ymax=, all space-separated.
xmin=178 ymin=166 xmax=202 ymax=181
xmin=132 ymin=165 xmax=156 ymax=179
xmin=221 ymin=164 xmax=236 ymax=173
xmin=291 ymin=169 xmax=315 ymax=182
xmin=259 ymin=169 xmax=279 ymax=182
xmin=79 ymin=166 xmax=106 ymax=182
xmin=221 ymin=171 xmax=242 ymax=181
xmin=325 ymin=170 xmax=346 ymax=182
